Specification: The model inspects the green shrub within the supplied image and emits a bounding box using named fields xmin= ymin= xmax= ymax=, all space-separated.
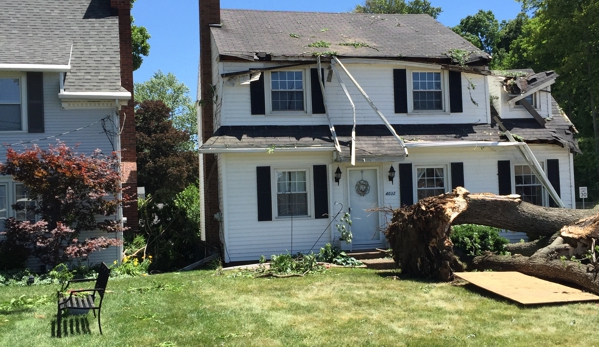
xmin=451 ymin=224 xmax=508 ymax=257
xmin=317 ymin=243 xmax=362 ymax=267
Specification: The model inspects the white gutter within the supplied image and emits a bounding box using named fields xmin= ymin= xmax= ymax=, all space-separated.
xmin=332 ymin=57 xmax=408 ymax=157
xmin=330 ymin=63 xmax=357 ymax=166
xmin=404 ymin=141 xmax=526 ymax=148
xmin=507 ymin=79 xmax=555 ymax=106
xmin=0 ymin=63 xmax=71 ymax=72
xmin=199 ymin=146 xmax=335 ymax=154
xmin=58 ymin=91 xmax=132 ymax=100
xmin=316 ymin=56 xmax=341 ymax=152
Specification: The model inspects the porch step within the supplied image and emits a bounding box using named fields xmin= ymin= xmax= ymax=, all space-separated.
xmin=346 ymin=249 xmax=389 ymax=260
xmin=360 ymin=258 xmax=397 ymax=270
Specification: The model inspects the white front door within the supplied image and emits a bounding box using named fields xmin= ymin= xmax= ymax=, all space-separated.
xmin=348 ymin=168 xmax=381 ymax=246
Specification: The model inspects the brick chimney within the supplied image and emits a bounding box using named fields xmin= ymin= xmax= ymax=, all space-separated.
xmin=199 ymin=0 xmax=221 ymax=248
xmin=111 ymin=0 xmax=138 ymax=231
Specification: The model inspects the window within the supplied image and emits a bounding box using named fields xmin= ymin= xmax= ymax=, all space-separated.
xmin=413 ymin=72 xmax=442 ymax=110
xmin=514 ymin=164 xmax=544 ymax=205
xmin=0 ymin=77 xmax=23 ymax=131
xmin=14 ymin=183 xmax=35 ymax=223
xmin=0 ymin=181 xmax=37 ymax=231
xmin=276 ymin=170 xmax=308 ymax=217
xmin=271 ymin=71 xmax=304 ymax=111
xmin=416 ymin=167 xmax=445 ymax=199
xmin=516 ymin=93 xmax=535 ymax=107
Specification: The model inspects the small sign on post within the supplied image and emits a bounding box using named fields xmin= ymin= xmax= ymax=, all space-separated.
xmin=580 ymin=186 xmax=588 ymax=209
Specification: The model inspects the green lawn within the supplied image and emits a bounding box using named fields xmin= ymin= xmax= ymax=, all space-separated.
xmin=1 ymin=268 xmax=599 ymax=346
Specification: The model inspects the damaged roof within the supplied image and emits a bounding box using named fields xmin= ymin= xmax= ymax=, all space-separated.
xmin=201 ymin=105 xmax=579 ymax=159
xmin=0 ymin=0 xmax=126 ymax=94
xmin=212 ymin=10 xmax=490 ymax=63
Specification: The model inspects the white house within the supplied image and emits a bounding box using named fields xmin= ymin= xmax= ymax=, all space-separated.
xmin=0 ymin=0 xmax=137 ymax=270
xmin=198 ymin=6 xmax=579 ymax=262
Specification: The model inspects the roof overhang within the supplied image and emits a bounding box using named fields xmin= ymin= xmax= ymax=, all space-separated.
xmin=58 ymin=91 xmax=132 ymax=100
xmin=0 ymin=63 xmax=71 ymax=72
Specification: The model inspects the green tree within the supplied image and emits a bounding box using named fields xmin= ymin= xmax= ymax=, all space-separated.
xmin=134 ymin=71 xmax=197 ymax=148
xmin=452 ymin=10 xmax=499 ymax=55
xmin=513 ymin=0 xmax=599 ymax=199
xmin=354 ymin=0 xmax=442 ymax=18
xmin=136 ymin=100 xmax=199 ymax=202
xmin=131 ymin=0 xmax=150 ymax=71
xmin=451 ymin=10 xmax=530 ymax=69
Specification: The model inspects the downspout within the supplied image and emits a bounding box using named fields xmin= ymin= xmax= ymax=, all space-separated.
xmin=316 ymin=56 xmax=341 ymax=153
xmin=332 ymin=57 xmax=408 ymax=157
xmin=330 ymin=63 xmax=357 ymax=166
xmin=494 ymin=116 xmax=565 ymax=207
xmin=114 ymin=99 xmax=124 ymax=263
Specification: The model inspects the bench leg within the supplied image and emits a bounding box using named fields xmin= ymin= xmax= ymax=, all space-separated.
xmin=57 ymin=308 xmax=62 ymax=338
xmin=97 ymin=309 xmax=102 ymax=335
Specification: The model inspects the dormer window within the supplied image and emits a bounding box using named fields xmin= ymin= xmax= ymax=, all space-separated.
xmin=0 ymin=77 xmax=24 ymax=131
xmin=516 ymin=93 xmax=535 ymax=107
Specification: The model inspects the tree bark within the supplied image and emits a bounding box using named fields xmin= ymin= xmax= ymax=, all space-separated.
xmin=385 ymin=187 xmax=599 ymax=292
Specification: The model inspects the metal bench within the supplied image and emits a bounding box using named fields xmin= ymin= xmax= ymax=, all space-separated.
xmin=57 ymin=262 xmax=111 ymax=337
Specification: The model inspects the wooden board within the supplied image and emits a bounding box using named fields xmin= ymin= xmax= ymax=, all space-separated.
xmin=455 ymin=271 xmax=599 ymax=305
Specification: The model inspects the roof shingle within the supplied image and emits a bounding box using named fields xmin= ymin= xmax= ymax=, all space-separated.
xmin=0 ymin=0 xmax=123 ymax=93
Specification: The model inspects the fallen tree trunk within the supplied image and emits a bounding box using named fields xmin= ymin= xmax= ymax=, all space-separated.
xmin=386 ymin=187 xmax=599 ymax=293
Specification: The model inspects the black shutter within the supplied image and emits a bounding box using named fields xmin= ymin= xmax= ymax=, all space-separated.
xmin=449 ymin=70 xmax=463 ymax=113
xmin=394 ymin=69 xmax=408 ymax=114
xmin=313 ymin=165 xmax=328 ymax=219
xmin=399 ymin=163 xmax=413 ymax=206
xmin=311 ymin=68 xmax=325 ymax=114
xmin=27 ymin=72 xmax=44 ymax=133
xmin=451 ymin=162 xmax=465 ymax=190
xmin=497 ymin=160 xmax=511 ymax=195
xmin=547 ymin=159 xmax=561 ymax=207
xmin=250 ymin=72 xmax=265 ymax=115
xmin=256 ymin=166 xmax=272 ymax=221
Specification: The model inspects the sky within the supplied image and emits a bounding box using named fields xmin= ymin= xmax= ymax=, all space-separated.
xmin=132 ymin=0 xmax=524 ymax=101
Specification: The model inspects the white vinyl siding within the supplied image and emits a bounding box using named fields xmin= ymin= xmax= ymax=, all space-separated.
xmin=218 ymin=62 xmax=488 ymax=126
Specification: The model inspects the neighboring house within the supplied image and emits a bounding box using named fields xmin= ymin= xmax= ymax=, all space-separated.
xmin=198 ymin=4 xmax=579 ymax=262
xmin=0 ymin=0 xmax=137 ymax=269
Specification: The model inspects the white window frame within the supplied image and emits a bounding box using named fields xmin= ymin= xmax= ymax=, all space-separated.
xmin=264 ymin=68 xmax=313 ymax=116
xmin=0 ymin=183 xmax=7 ymax=231
xmin=272 ymin=168 xmax=312 ymax=219
xmin=513 ymin=162 xmax=547 ymax=206
xmin=0 ymin=72 xmax=28 ymax=132
xmin=514 ymin=92 xmax=537 ymax=109
xmin=414 ymin=165 xmax=447 ymax=201
xmin=408 ymin=69 xmax=450 ymax=114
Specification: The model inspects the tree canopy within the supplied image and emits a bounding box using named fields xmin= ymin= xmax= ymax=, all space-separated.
xmin=134 ymin=71 xmax=198 ymax=148
xmin=135 ymin=100 xmax=199 ymax=202
xmin=131 ymin=0 xmax=150 ymax=71
xmin=354 ymin=0 xmax=442 ymax=18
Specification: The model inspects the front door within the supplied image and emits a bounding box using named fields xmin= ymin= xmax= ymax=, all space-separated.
xmin=348 ymin=168 xmax=381 ymax=247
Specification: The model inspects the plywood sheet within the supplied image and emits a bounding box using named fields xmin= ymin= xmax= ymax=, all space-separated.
xmin=455 ymin=271 xmax=599 ymax=305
